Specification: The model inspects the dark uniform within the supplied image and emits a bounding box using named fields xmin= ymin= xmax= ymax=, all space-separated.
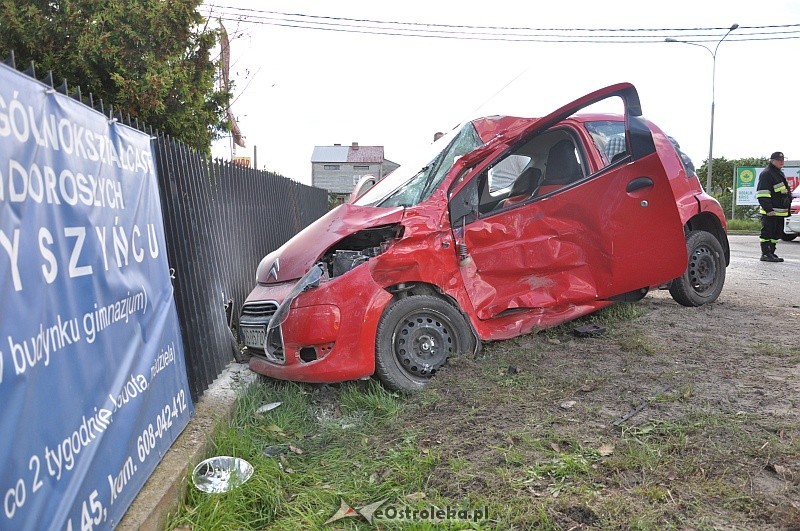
xmin=755 ymin=152 xmax=792 ymax=262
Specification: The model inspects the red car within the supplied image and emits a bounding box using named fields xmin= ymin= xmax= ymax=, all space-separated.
xmin=240 ymin=83 xmax=729 ymax=391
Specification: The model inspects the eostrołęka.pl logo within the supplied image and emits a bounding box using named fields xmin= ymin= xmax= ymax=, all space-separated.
xmin=325 ymin=499 xmax=490 ymax=525
xmin=325 ymin=499 xmax=387 ymax=524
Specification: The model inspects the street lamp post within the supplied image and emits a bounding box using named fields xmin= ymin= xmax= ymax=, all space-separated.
xmin=666 ymin=23 xmax=738 ymax=192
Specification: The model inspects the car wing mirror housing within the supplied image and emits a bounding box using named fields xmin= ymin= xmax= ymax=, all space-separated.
xmin=449 ymin=178 xmax=479 ymax=227
xmin=349 ymin=174 xmax=377 ymax=203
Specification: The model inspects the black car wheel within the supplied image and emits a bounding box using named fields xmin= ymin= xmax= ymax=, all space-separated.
xmin=669 ymin=230 xmax=726 ymax=307
xmin=375 ymin=295 xmax=474 ymax=392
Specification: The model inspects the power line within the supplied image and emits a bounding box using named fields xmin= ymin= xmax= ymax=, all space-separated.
xmin=199 ymin=5 xmax=800 ymax=43
xmin=201 ymin=5 xmax=799 ymax=34
xmin=202 ymin=16 xmax=800 ymax=43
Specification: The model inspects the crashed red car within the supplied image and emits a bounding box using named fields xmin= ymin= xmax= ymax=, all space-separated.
xmin=240 ymin=83 xmax=729 ymax=391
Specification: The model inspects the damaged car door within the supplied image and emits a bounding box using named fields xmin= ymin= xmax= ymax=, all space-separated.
xmin=448 ymin=83 xmax=688 ymax=333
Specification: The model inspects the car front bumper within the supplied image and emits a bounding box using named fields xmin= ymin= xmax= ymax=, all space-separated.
xmin=785 ymin=214 xmax=800 ymax=235
xmin=241 ymin=264 xmax=393 ymax=383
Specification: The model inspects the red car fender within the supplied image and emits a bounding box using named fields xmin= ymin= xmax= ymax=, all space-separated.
xmin=367 ymin=193 xmax=484 ymax=333
xmin=254 ymin=264 xmax=394 ymax=382
xmin=694 ymin=192 xmax=728 ymax=224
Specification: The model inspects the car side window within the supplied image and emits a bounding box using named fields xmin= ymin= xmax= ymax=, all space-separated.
xmin=585 ymin=120 xmax=627 ymax=167
xmin=487 ymin=154 xmax=532 ymax=193
xmin=538 ymin=137 xmax=584 ymax=196
xmin=477 ymin=130 xmax=585 ymax=215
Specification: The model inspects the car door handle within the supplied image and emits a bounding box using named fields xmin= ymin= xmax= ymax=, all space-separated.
xmin=626 ymin=177 xmax=653 ymax=193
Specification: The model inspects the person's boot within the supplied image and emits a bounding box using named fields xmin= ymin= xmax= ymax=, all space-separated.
xmin=769 ymin=243 xmax=784 ymax=262
xmin=761 ymin=242 xmax=780 ymax=262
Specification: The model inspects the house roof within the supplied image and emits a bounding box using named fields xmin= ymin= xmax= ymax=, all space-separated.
xmin=311 ymin=143 xmax=385 ymax=164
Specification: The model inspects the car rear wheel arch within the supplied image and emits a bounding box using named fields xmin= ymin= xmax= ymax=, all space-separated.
xmin=685 ymin=212 xmax=730 ymax=265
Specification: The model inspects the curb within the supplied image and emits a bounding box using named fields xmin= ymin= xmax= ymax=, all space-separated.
xmin=118 ymin=362 xmax=254 ymax=530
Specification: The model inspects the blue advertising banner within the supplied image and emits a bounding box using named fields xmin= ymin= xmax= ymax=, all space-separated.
xmin=0 ymin=64 xmax=193 ymax=530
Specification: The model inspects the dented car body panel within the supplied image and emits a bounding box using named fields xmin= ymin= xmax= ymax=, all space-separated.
xmin=241 ymin=82 xmax=729 ymax=387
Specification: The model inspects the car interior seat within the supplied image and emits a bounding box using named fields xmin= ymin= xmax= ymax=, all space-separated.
xmin=538 ymin=139 xmax=582 ymax=195
xmin=604 ymin=135 xmax=627 ymax=164
xmin=498 ymin=166 xmax=543 ymax=209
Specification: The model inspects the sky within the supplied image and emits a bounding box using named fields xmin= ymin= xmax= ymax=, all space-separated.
xmin=202 ymin=0 xmax=800 ymax=186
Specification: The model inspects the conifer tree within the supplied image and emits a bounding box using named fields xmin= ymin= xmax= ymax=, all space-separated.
xmin=0 ymin=0 xmax=230 ymax=153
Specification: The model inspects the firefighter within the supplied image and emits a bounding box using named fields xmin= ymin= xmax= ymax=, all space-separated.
xmin=755 ymin=151 xmax=792 ymax=262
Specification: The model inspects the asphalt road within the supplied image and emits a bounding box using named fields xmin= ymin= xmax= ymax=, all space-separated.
xmin=725 ymin=233 xmax=800 ymax=308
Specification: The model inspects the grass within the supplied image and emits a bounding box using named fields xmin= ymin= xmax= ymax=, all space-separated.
xmin=167 ymin=297 xmax=800 ymax=529
xmin=168 ymin=375 xmax=793 ymax=530
xmin=168 ymin=379 xmax=475 ymax=530
xmin=519 ymin=443 xmax=602 ymax=494
xmin=543 ymin=302 xmax=648 ymax=339
xmin=756 ymin=344 xmax=800 ymax=363
xmin=726 ymin=218 xmax=760 ymax=232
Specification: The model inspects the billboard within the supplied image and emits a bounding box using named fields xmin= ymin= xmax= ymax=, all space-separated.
xmin=735 ymin=166 xmax=800 ymax=206
xmin=232 ymin=156 xmax=251 ymax=168
xmin=0 ymin=63 xmax=193 ymax=530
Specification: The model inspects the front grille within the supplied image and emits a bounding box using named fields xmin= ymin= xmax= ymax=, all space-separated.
xmin=241 ymin=301 xmax=278 ymax=318
xmin=240 ymin=301 xmax=284 ymax=363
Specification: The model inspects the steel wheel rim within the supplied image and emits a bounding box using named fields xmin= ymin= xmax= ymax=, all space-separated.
xmin=392 ymin=309 xmax=455 ymax=377
xmin=688 ymin=246 xmax=717 ymax=293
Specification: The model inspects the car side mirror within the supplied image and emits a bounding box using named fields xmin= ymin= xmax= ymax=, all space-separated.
xmin=349 ymin=174 xmax=377 ymax=203
xmin=449 ymin=178 xmax=479 ymax=227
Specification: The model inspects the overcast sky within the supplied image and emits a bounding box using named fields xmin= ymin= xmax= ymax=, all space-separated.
xmin=202 ymin=0 xmax=800 ymax=186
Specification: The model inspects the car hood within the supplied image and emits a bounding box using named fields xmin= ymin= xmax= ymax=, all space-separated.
xmin=255 ymin=203 xmax=406 ymax=284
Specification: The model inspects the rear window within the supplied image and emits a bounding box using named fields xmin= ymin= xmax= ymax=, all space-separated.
xmin=667 ymin=136 xmax=697 ymax=178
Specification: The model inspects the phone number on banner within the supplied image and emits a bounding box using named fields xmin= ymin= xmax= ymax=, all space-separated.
xmin=61 ymin=389 xmax=189 ymax=531
xmin=137 ymin=389 xmax=189 ymax=463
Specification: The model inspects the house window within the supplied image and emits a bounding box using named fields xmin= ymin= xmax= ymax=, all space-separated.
xmin=353 ymin=165 xmax=370 ymax=170
xmin=324 ymin=164 xmax=340 ymax=170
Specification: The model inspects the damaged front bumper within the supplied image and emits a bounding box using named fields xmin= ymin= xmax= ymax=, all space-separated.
xmin=241 ymin=263 xmax=393 ymax=383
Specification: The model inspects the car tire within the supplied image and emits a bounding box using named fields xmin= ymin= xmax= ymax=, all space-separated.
xmin=780 ymin=233 xmax=798 ymax=241
xmin=669 ymin=230 xmax=726 ymax=307
xmin=375 ymin=294 xmax=474 ymax=392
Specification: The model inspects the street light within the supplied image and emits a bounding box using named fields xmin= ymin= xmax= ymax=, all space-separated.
xmin=666 ymin=23 xmax=738 ymax=192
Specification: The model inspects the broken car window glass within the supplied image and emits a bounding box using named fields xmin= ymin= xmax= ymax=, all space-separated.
xmin=355 ymin=123 xmax=483 ymax=208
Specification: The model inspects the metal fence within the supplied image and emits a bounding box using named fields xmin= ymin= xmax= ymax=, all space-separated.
xmin=152 ymin=136 xmax=328 ymax=400
xmin=2 ymin=52 xmax=329 ymax=400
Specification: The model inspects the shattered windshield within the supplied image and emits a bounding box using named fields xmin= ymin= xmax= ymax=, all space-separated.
xmin=354 ymin=123 xmax=483 ymax=207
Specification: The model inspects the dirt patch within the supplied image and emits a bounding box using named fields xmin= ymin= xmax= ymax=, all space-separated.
xmin=375 ymin=236 xmax=800 ymax=528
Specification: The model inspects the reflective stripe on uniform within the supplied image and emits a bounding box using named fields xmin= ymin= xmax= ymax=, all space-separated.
xmin=755 ymin=190 xmax=772 ymax=198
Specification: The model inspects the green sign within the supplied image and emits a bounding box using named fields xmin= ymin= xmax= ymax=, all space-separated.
xmin=735 ymin=166 xmax=799 ymax=206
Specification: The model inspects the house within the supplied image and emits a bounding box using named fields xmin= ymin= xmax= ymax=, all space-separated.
xmin=311 ymin=142 xmax=399 ymax=204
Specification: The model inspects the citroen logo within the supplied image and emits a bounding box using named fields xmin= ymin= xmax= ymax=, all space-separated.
xmin=268 ymin=258 xmax=280 ymax=281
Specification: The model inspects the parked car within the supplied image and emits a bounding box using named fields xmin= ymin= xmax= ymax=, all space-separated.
xmin=239 ymin=82 xmax=729 ymax=391
xmin=782 ymin=189 xmax=800 ymax=241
